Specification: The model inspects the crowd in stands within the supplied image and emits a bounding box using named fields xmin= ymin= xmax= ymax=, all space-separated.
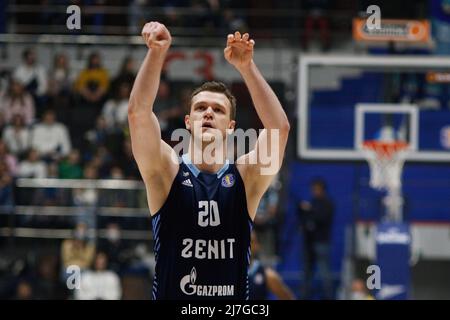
xmin=1 ymin=220 xmax=153 ymax=299
xmin=12 ymin=0 xmax=254 ymax=36
xmin=0 ymin=46 xmax=189 ymax=299
xmin=9 ymin=0 xmax=345 ymax=45
xmin=0 ymin=47 xmax=191 ymax=207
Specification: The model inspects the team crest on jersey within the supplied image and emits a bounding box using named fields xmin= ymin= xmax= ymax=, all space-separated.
xmin=182 ymin=178 xmax=193 ymax=187
xmin=183 ymin=171 xmax=190 ymax=177
xmin=221 ymin=174 xmax=235 ymax=187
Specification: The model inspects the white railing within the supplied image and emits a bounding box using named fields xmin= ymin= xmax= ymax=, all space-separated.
xmin=0 ymin=178 xmax=151 ymax=241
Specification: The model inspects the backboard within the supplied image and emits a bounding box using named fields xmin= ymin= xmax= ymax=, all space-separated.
xmin=297 ymin=55 xmax=450 ymax=162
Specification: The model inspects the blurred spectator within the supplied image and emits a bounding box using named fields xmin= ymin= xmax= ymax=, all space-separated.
xmin=13 ymin=48 xmax=48 ymax=106
xmin=101 ymin=165 xmax=138 ymax=223
xmin=59 ymin=149 xmax=83 ymax=179
xmin=185 ymin=0 xmax=219 ymax=31
xmin=178 ymin=86 xmax=194 ymax=115
xmin=60 ymin=222 xmax=96 ymax=278
xmin=349 ymin=278 xmax=375 ymax=300
xmin=249 ymin=231 xmax=295 ymax=300
xmin=128 ymin=0 xmax=150 ymax=35
xmin=15 ymin=149 xmax=48 ymax=222
xmin=0 ymin=78 xmax=36 ymax=126
xmin=85 ymin=116 xmax=110 ymax=150
xmin=48 ymin=53 xmax=74 ymax=98
xmin=2 ymin=114 xmax=31 ymax=158
xmin=45 ymin=161 xmax=70 ymax=206
xmin=111 ymin=55 xmax=136 ymax=92
xmin=253 ymin=175 xmax=281 ymax=257
xmin=74 ymin=52 xmax=110 ymax=107
xmin=14 ymin=279 xmax=34 ymax=300
xmin=48 ymin=52 xmax=74 ymax=123
xmin=100 ymin=165 xmax=137 ymax=211
xmin=109 ymin=165 xmax=124 ymax=180
xmin=161 ymin=5 xmax=184 ymax=29
xmin=30 ymin=161 xmax=71 ymax=209
xmin=153 ymin=79 xmax=182 ymax=140
xmin=85 ymin=0 xmax=107 ymax=35
xmin=89 ymin=146 xmax=113 ymax=178
xmin=33 ymin=254 xmax=67 ymax=300
xmin=221 ymin=8 xmax=248 ymax=34
xmin=431 ymin=0 xmax=450 ymax=55
xmin=75 ymin=251 xmax=122 ymax=300
xmin=101 ymin=81 xmax=131 ymax=131
xmin=117 ymin=139 xmax=140 ymax=180
xmin=0 ymin=139 xmax=18 ymax=177
xmin=297 ymin=178 xmax=334 ymax=299
xmin=98 ymin=222 xmax=131 ymax=274
xmin=100 ymin=164 xmax=120 ymax=197
xmin=47 ymin=161 xmax=59 ymax=179
xmin=17 ymin=149 xmax=48 ymax=179
xmin=0 ymin=69 xmax=10 ymax=99
xmin=31 ymin=109 xmax=72 ymax=161
xmin=73 ymin=164 xmax=99 ymax=228
xmin=0 ymin=159 xmax=14 ymax=210
xmin=301 ymin=0 xmax=331 ymax=51
xmin=0 ymin=113 xmax=5 ymax=134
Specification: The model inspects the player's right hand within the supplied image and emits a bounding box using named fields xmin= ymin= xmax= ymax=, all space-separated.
xmin=141 ymin=22 xmax=172 ymax=52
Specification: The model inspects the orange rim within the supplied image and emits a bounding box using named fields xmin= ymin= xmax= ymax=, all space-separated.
xmin=363 ymin=140 xmax=409 ymax=158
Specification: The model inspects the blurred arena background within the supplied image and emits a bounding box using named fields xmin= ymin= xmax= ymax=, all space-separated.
xmin=0 ymin=0 xmax=449 ymax=300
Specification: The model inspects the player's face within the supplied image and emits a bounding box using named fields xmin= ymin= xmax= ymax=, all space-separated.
xmin=186 ymin=91 xmax=235 ymax=141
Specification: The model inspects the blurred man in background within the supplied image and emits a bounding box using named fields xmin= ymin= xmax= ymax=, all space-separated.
xmin=75 ymin=251 xmax=122 ymax=300
xmin=298 ymin=178 xmax=334 ymax=299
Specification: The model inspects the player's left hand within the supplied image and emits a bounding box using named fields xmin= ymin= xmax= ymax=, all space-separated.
xmin=224 ymin=31 xmax=255 ymax=70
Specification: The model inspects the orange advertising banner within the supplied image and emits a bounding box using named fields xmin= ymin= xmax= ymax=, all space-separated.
xmin=353 ymin=18 xmax=430 ymax=43
xmin=426 ymin=72 xmax=450 ymax=83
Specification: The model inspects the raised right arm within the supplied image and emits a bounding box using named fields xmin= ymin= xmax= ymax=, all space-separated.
xmin=128 ymin=22 xmax=177 ymax=181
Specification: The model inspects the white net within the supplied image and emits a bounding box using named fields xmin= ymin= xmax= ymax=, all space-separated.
xmin=363 ymin=140 xmax=409 ymax=221
xmin=363 ymin=141 xmax=408 ymax=191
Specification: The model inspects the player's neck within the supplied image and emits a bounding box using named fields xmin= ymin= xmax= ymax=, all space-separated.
xmin=187 ymin=142 xmax=228 ymax=174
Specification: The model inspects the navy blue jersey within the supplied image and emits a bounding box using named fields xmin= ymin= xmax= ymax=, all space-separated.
xmin=151 ymin=154 xmax=253 ymax=300
xmin=248 ymin=259 xmax=268 ymax=300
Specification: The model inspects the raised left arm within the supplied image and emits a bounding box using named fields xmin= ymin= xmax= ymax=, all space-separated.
xmin=225 ymin=32 xmax=290 ymax=219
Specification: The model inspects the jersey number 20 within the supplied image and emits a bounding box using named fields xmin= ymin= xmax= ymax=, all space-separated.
xmin=198 ymin=200 xmax=220 ymax=227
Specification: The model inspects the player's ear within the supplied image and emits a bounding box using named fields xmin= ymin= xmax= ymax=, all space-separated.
xmin=228 ymin=120 xmax=236 ymax=132
xmin=185 ymin=114 xmax=191 ymax=130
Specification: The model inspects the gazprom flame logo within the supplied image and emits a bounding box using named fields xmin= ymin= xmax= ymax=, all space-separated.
xmin=180 ymin=267 xmax=197 ymax=295
xmin=179 ymin=266 xmax=235 ymax=296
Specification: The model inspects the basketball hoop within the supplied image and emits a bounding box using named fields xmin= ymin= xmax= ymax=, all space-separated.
xmin=362 ymin=140 xmax=409 ymax=191
xmin=362 ymin=140 xmax=410 ymax=222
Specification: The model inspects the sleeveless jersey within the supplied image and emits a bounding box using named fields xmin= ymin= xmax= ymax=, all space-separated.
xmin=151 ymin=154 xmax=253 ymax=300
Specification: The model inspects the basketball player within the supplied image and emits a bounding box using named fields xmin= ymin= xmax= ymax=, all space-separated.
xmin=128 ymin=21 xmax=290 ymax=300
xmin=249 ymin=231 xmax=295 ymax=300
